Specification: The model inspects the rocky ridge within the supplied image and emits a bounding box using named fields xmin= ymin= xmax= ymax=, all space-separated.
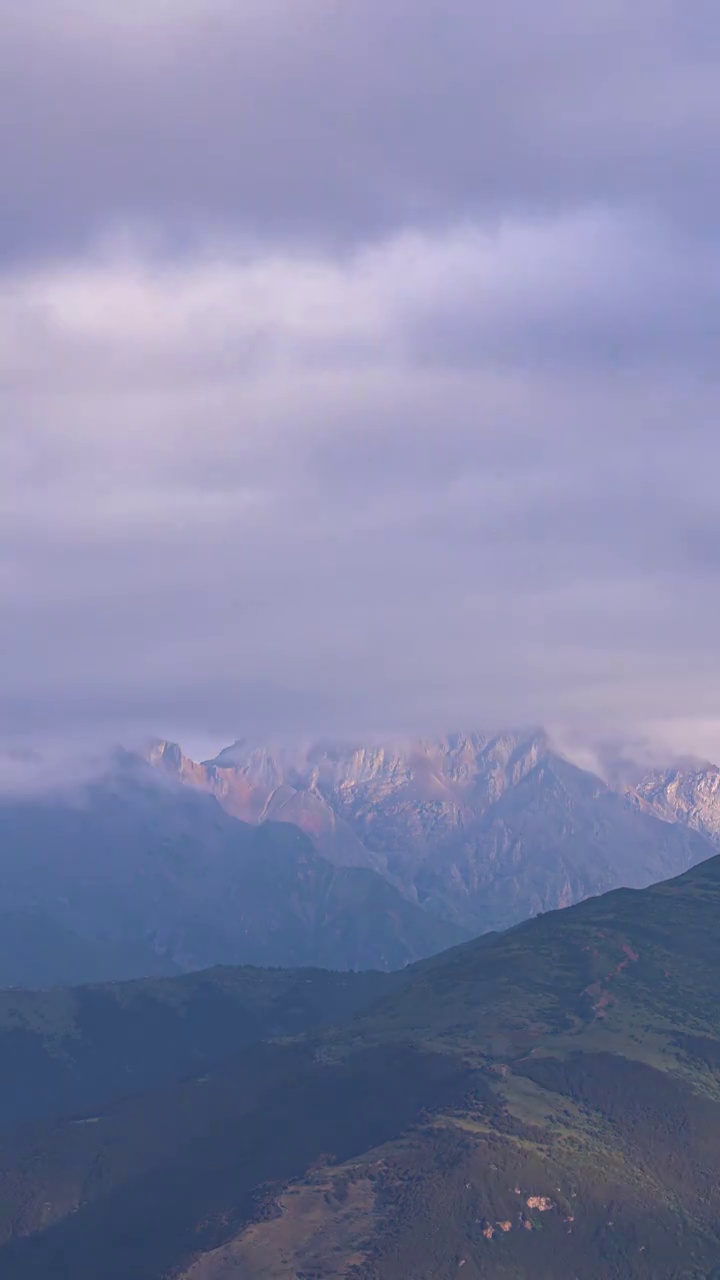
xmin=632 ymin=759 xmax=720 ymax=843
xmin=147 ymin=730 xmax=716 ymax=935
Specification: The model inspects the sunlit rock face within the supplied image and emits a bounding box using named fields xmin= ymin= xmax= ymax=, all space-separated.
xmin=633 ymin=762 xmax=720 ymax=844
xmin=147 ymin=730 xmax=715 ymax=935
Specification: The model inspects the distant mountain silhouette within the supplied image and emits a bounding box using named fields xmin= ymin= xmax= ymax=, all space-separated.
xmin=0 ymin=751 xmax=465 ymax=986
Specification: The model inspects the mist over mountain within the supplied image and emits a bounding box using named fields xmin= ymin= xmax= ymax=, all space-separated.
xmin=0 ymin=751 xmax=465 ymax=986
xmin=2 ymin=728 xmax=720 ymax=991
xmin=6 ymin=0 xmax=720 ymax=1275
xmin=148 ymin=729 xmax=717 ymax=934
xmin=1 ymin=731 xmax=720 ymax=1276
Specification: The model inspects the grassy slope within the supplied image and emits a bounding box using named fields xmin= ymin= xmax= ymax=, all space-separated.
xmin=4 ymin=858 xmax=720 ymax=1278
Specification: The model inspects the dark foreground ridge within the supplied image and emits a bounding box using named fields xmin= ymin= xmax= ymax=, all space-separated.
xmin=0 ymin=963 xmax=397 ymax=1132
xmin=4 ymin=855 xmax=720 ymax=1277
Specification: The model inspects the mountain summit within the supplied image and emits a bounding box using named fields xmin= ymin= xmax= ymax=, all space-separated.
xmin=633 ymin=760 xmax=720 ymax=843
xmin=2 ymin=731 xmax=715 ymax=990
xmin=147 ymin=730 xmax=715 ymax=934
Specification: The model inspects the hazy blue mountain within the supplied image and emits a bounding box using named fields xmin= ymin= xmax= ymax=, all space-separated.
xmin=0 ymin=911 xmax=178 ymax=989
xmin=0 ymin=753 xmax=466 ymax=984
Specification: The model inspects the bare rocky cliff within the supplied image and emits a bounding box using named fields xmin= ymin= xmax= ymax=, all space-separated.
xmin=147 ymin=731 xmax=714 ymax=935
xmin=633 ymin=761 xmax=720 ymax=843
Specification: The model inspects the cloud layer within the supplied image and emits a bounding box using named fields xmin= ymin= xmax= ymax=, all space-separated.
xmin=3 ymin=1 xmax=720 ymax=756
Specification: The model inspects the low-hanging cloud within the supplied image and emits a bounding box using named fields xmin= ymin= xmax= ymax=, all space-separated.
xmin=2 ymin=1 xmax=720 ymax=760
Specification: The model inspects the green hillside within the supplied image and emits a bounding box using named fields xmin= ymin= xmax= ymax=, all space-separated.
xmin=4 ymin=856 xmax=720 ymax=1278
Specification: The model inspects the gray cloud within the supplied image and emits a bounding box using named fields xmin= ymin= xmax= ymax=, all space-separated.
xmin=2 ymin=1 xmax=720 ymax=259
xmin=2 ymin=2 xmax=720 ymax=761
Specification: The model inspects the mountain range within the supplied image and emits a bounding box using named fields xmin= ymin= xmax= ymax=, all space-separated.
xmin=3 ymin=851 xmax=720 ymax=1277
xmin=0 ymin=751 xmax=462 ymax=984
xmin=149 ymin=729 xmax=720 ymax=930
xmin=3 ymin=729 xmax=720 ymax=987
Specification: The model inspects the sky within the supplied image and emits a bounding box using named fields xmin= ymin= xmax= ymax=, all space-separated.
xmin=3 ymin=1 xmax=720 ymax=762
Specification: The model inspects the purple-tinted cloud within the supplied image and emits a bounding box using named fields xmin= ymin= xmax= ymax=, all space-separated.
xmin=2 ymin=2 xmax=720 ymax=760
xmin=2 ymin=1 xmax=720 ymax=258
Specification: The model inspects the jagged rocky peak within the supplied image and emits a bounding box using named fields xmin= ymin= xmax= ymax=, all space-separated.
xmin=141 ymin=726 xmax=584 ymax=830
xmin=469 ymin=727 xmax=551 ymax=794
xmin=143 ymin=740 xmax=209 ymax=787
xmin=207 ymin=740 xmax=303 ymax=788
xmin=207 ymin=739 xmax=255 ymax=769
xmin=635 ymin=760 xmax=720 ymax=843
xmin=331 ymin=727 xmax=551 ymax=791
xmin=136 ymin=727 xmax=717 ymax=938
xmin=145 ymin=739 xmax=184 ymax=770
xmin=149 ymin=727 xmax=559 ymax=811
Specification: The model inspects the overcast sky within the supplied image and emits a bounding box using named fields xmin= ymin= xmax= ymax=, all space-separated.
xmin=3 ymin=1 xmax=720 ymax=761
